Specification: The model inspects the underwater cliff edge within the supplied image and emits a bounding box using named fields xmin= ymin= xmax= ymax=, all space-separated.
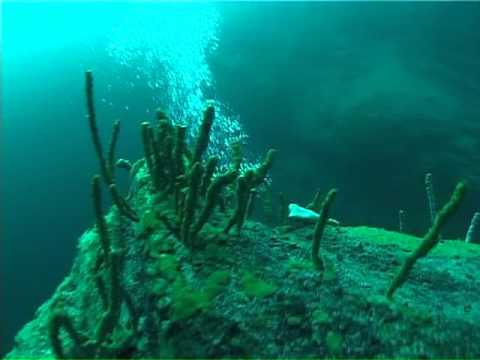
xmin=6 ymin=71 xmax=480 ymax=359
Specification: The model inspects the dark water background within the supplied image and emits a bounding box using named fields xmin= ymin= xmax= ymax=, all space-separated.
xmin=2 ymin=2 xmax=480 ymax=355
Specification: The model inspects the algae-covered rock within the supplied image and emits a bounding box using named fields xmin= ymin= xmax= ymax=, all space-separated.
xmin=240 ymin=271 xmax=278 ymax=299
xmin=204 ymin=270 xmax=231 ymax=299
xmin=326 ymin=331 xmax=343 ymax=355
xmin=170 ymin=279 xmax=211 ymax=321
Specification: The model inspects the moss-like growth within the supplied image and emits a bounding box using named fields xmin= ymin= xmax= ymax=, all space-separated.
xmin=147 ymin=231 xmax=174 ymax=256
xmin=204 ymin=242 xmax=225 ymax=261
xmin=397 ymin=303 xmax=433 ymax=325
xmin=286 ymin=258 xmax=314 ymax=272
xmin=322 ymin=260 xmax=337 ymax=282
xmin=141 ymin=209 xmax=162 ymax=231
xmin=346 ymin=226 xmax=480 ymax=258
xmin=386 ymin=181 xmax=467 ymax=299
xmin=171 ymin=279 xmax=210 ymax=321
xmin=326 ymin=331 xmax=343 ymax=355
xmin=241 ymin=272 xmax=278 ymax=299
xmin=312 ymin=308 xmax=331 ymax=325
xmin=152 ymin=278 xmax=169 ymax=297
xmin=204 ymin=270 xmax=231 ymax=300
xmin=154 ymin=254 xmax=180 ymax=281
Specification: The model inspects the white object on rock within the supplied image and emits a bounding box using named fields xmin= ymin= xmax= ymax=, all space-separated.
xmin=288 ymin=203 xmax=319 ymax=222
xmin=288 ymin=203 xmax=340 ymax=225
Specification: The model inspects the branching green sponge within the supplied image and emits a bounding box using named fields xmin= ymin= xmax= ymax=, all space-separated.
xmin=85 ymin=70 xmax=138 ymax=222
xmin=141 ymin=122 xmax=161 ymax=191
xmin=160 ymin=132 xmax=174 ymax=187
xmin=143 ymin=113 xmax=176 ymax=192
xmin=95 ymin=250 xmax=122 ymax=345
xmin=230 ymin=140 xmax=243 ymax=172
xmin=172 ymin=125 xmax=187 ymax=183
xmin=191 ymin=169 xmax=238 ymax=238
xmin=109 ymin=183 xmax=139 ymax=222
xmin=312 ymin=189 xmax=337 ymax=271
xmin=108 ymin=120 xmax=120 ymax=180
xmin=200 ymin=156 xmax=219 ymax=197
xmin=85 ymin=70 xmax=110 ymax=185
xmin=223 ymin=148 xmax=276 ymax=235
xmin=386 ymin=180 xmax=467 ymax=299
xmin=224 ymin=170 xmax=255 ymax=235
xmin=181 ymin=162 xmax=204 ymax=245
xmin=92 ymin=175 xmax=110 ymax=260
xmin=156 ymin=109 xmax=174 ymax=150
xmin=92 ymin=176 xmax=124 ymax=345
xmin=192 ymin=104 xmax=215 ymax=164
xmin=307 ymin=188 xmax=322 ymax=212
xmin=252 ymin=149 xmax=276 ymax=186
xmin=49 ymin=177 xmax=131 ymax=358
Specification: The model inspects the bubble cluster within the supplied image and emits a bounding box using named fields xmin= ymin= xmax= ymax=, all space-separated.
xmin=106 ymin=4 xmax=254 ymax=169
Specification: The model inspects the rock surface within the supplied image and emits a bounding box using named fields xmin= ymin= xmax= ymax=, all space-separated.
xmin=6 ymin=172 xmax=480 ymax=358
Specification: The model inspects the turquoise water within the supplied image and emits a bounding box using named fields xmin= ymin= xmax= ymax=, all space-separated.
xmin=2 ymin=2 xmax=479 ymax=356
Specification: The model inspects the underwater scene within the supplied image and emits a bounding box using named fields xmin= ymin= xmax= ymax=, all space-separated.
xmin=2 ymin=1 xmax=480 ymax=358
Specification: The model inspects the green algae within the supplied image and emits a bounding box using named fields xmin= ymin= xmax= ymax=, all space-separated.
xmin=286 ymin=258 xmax=314 ymax=272
xmin=326 ymin=331 xmax=343 ymax=354
xmin=171 ymin=279 xmax=210 ymax=321
xmin=241 ymin=272 xmax=278 ymax=299
xmin=153 ymin=254 xmax=180 ymax=281
xmin=312 ymin=308 xmax=331 ymax=325
xmin=349 ymin=226 xmax=480 ymax=258
xmin=204 ymin=270 xmax=231 ymax=300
